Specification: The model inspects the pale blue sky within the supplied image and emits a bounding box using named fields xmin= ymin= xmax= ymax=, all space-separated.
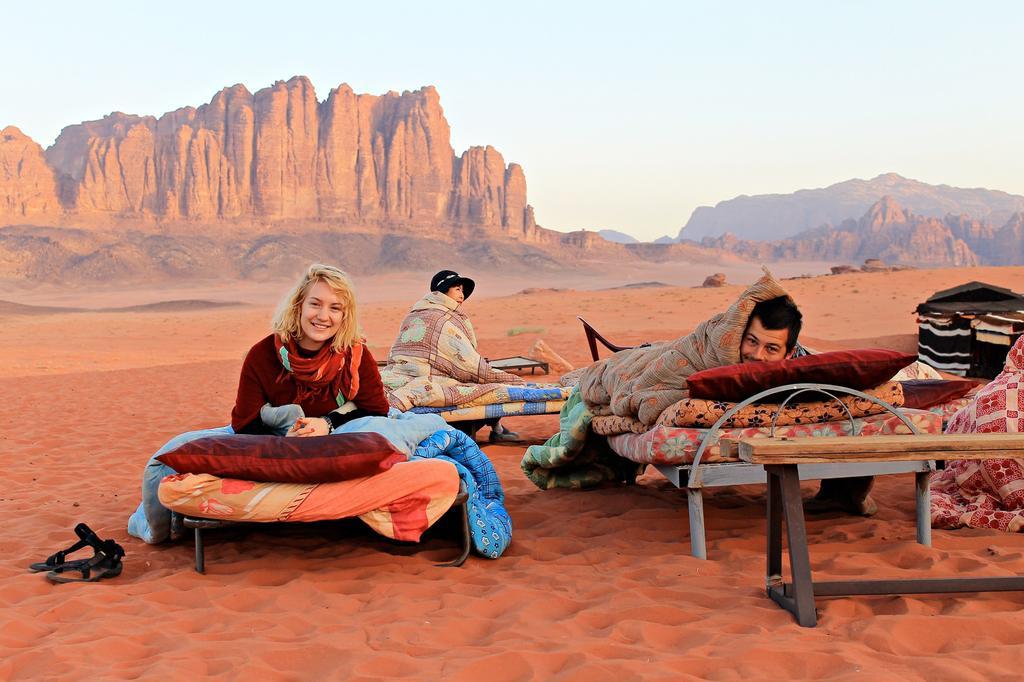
xmin=4 ymin=1 xmax=1022 ymax=240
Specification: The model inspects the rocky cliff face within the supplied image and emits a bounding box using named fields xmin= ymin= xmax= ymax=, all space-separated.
xmin=4 ymin=77 xmax=535 ymax=237
xmin=0 ymin=127 xmax=61 ymax=218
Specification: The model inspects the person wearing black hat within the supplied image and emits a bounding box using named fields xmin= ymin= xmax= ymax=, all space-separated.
xmin=430 ymin=270 xmax=476 ymax=303
xmin=381 ymin=270 xmax=524 ymax=442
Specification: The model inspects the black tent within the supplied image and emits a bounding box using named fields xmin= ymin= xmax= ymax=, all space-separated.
xmin=916 ymin=282 xmax=1024 ymax=378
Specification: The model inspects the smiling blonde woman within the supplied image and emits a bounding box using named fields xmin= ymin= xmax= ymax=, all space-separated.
xmin=231 ymin=263 xmax=389 ymax=436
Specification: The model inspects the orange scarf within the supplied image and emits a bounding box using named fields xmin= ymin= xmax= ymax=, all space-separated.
xmin=274 ymin=335 xmax=363 ymax=406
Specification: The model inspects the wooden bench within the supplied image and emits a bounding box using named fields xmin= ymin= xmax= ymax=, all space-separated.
xmin=739 ymin=433 xmax=1024 ymax=627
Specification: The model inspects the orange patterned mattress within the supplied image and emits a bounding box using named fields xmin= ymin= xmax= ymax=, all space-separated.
xmin=157 ymin=459 xmax=460 ymax=542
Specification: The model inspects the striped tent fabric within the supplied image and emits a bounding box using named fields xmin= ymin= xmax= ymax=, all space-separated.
xmin=917 ymin=315 xmax=971 ymax=375
xmin=973 ymin=314 xmax=1024 ymax=378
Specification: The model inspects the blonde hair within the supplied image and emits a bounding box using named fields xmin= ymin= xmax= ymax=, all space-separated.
xmin=272 ymin=263 xmax=361 ymax=351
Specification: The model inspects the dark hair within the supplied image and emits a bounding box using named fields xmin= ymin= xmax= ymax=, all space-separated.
xmin=749 ymin=297 xmax=802 ymax=351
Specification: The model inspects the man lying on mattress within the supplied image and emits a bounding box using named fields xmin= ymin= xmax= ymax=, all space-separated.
xmin=734 ymin=295 xmax=874 ymax=514
xmin=381 ymin=270 xmax=527 ymax=442
xmin=522 ymin=269 xmax=877 ymax=515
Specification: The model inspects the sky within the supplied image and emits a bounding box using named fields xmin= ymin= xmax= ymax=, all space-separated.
xmin=3 ymin=1 xmax=1023 ymax=241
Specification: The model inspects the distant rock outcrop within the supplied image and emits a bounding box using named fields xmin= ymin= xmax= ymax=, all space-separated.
xmin=597 ymin=229 xmax=640 ymax=244
xmin=702 ymin=273 xmax=727 ymax=287
xmin=0 ymin=127 xmax=61 ymax=218
xmin=5 ymin=77 xmax=536 ymax=238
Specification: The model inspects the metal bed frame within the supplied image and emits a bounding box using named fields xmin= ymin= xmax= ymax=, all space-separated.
xmin=647 ymin=383 xmax=932 ymax=559
xmin=170 ymin=485 xmax=472 ymax=573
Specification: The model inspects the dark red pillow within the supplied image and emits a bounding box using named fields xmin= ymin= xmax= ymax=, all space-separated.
xmin=900 ymin=379 xmax=976 ymax=410
xmin=156 ymin=433 xmax=406 ymax=483
xmin=686 ymin=349 xmax=917 ymax=402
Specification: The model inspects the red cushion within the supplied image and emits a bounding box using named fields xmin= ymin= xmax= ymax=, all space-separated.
xmin=900 ymin=379 xmax=976 ymax=410
xmin=686 ymin=349 xmax=917 ymax=402
xmin=156 ymin=433 xmax=406 ymax=483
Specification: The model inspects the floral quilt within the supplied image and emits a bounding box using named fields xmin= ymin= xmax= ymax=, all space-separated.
xmin=607 ymin=408 xmax=943 ymax=466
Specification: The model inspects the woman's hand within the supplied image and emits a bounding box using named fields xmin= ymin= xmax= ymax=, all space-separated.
xmin=285 ymin=417 xmax=330 ymax=438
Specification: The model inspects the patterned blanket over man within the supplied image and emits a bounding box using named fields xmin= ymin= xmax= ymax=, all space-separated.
xmin=382 ymin=291 xmax=524 ymax=411
xmin=578 ymin=269 xmax=792 ymax=425
xmin=522 ymin=270 xmax=795 ymax=489
xmin=931 ymin=334 xmax=1024 ymax=532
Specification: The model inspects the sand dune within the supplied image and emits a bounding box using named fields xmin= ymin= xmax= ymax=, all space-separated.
xmin=2 ymin=265 xmax=1024 ymax=678
xmin=0 ymin=298 xmax=243 ymax=316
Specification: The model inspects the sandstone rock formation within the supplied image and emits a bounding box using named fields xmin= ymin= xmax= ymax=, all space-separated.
xmin=0 ymin=127 xmax=60 ymax=218
xmin=5 ymin=77 xmax=536 ymax=237
xmin=702 ymin=273 xmax=727 ymax=287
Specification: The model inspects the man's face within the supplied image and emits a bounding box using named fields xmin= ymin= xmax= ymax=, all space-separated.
xmin=741 ymin=316 xmax=791 ymax=363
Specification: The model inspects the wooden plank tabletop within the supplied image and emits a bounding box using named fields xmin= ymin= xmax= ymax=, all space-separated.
xmin=488 ymin=356 xmax=549 ymax=371
xmin=738 ymin=433 xmax=1024 ymax=465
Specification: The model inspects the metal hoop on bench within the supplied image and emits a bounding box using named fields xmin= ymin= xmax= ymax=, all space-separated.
xmin=770 ymin=387 xmax=857 ymax=438
xmin=685 ymin=382 xmax=921 ymax=488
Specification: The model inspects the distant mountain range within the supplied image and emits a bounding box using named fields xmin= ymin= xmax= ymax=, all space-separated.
xmin=698 ymin=195 xmax=1024 ymax=267
xmin=4 ymin=79 xmax=1024 ymax=283
xmin=598 ymin=230 xmax=675 ymax=245
xmin=678 ymin=173 xmax=1024 ymax=241
xmin=596 ymin=229 xmax=639 ymax=244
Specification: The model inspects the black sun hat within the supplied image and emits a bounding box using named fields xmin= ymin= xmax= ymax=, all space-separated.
xmin=430 ymin=270 xmax=476 ymax=299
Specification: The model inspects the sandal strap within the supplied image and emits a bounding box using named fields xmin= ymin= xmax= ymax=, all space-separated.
xmin=74 ymin=523 xmax=105 ymax=550
xmin=40 ymin=525 xmax=99 ymax=567
xmin=50 ymin=551 xmax=105 ymax=579
xmin=46 ymin=536 xmax=90 ymax=567
xmin=73 ymin=524 xmax=124 ymax=558
xmin=100 ymin=539 xmax=125 ymax=561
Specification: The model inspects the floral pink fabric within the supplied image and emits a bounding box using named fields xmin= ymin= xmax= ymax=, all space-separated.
xmin=931 ymin=336 xmax=1024 ymax=532
xmin=606 ymin=409 xmax=941 ymax=465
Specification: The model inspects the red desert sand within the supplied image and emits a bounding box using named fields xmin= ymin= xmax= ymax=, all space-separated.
xmin=3 ymin=266 xmax=1024 ymax=679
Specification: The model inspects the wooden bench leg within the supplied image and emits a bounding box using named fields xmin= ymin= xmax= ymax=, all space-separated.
xmin=916 ymin=470 xmax=932 ymax=547
xmin=774 ymin=464 xmax=815 ymax=622
xmin=687 ymin=488 xmax=707 ymax=560
xmin=766 ymin=469 xmax=784 ymax=587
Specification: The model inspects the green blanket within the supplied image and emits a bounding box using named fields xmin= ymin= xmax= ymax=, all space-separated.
xmin=520 ymin=387 xmax=642 ymax=489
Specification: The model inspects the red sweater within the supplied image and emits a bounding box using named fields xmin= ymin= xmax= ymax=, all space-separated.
xmin=231 ymin=334 xmax=390 ymax=433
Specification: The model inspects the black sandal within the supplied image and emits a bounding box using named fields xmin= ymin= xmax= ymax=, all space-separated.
xmin=28 ymin=523 xmax=103 ymax=572
xmin=38 ymin=524 xmax=126 ymax=583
